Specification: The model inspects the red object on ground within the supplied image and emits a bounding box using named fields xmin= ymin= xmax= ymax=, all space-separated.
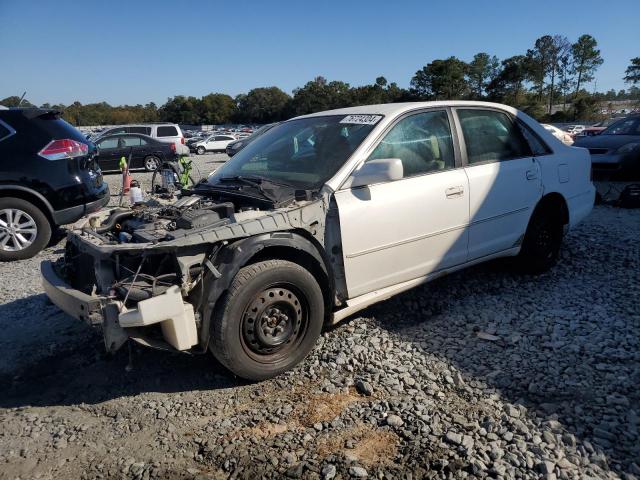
xmin=122 ymin=169 xmax=131 ymax=193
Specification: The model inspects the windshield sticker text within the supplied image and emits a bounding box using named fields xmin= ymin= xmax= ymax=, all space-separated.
xmin=339 ymin=115 xmax=382 ymax=125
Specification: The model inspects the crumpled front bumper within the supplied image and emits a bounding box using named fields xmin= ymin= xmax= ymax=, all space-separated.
xmin=41 ymin=260 xmax=198 ymax=352
xmin=41 ymin=260 xmax=104 ymax=325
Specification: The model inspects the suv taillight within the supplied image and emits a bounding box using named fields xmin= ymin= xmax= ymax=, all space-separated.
xmin=181 ymin=137 xmax=185 ymax=144
xmin=38 ymin=139 xmax=88 ymax=160
xmin=170 ymin=143 xmax=176 ymax=153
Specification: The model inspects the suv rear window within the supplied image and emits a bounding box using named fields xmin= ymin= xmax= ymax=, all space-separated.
xmin=157 ymin=126 xmax=178 ymax=137
xmin=34 ymin=115 xmax=87 ymax=143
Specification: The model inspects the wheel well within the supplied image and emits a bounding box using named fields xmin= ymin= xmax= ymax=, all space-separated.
xmin=245 ymin=246 xmax=333 ymax=313
xmin=536 ymin=192 xmax=569 ymax=225
xmin=0 ymin=189 xmax=54 ymax=225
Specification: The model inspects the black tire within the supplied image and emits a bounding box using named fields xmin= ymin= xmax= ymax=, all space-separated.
xmin=210 ymin=259 xmax=324 ymax=381
xmin=515 ymin=207 xmax=563 ymax=274
xmin=196 ymin=146 xmax=206 ymax=155
xmin=143 ymin=155 xmax=161 ymax=172
xmin=0 ymin=197 xmax=52 ymax=262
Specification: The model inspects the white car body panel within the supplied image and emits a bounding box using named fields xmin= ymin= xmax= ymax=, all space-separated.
xmin=464 ymin=157 xmax=542 ymax=260
xmin=335 ymin=168 xmax=469 ymax=298
xmin=306 ymin=101 xmax=595 ymax=301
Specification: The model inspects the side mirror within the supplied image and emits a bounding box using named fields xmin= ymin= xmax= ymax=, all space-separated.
xmin=350 ymin=158 xmax=403 ymax=188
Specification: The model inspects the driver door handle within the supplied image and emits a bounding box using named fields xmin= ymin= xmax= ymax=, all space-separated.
xmin=526 ymin=170 xmax=538 ymax=180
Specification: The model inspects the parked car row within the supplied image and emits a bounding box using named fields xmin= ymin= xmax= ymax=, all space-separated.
xmin=574 ymin=114 xmax=640 ymax=180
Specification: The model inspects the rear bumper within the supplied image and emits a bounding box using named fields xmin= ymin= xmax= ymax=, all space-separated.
xmin=52 ymin=185 xmax=110 ymax=225
xmin=568 ymin=186 xmax=596 ymax=229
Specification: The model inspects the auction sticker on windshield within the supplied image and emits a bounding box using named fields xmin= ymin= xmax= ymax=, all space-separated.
xmin=340 ymin=114 xmax=382 ymax=125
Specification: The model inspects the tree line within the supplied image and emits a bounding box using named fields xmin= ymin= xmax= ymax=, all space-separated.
xmin=2 ymin=35 xmax=639 ymax=126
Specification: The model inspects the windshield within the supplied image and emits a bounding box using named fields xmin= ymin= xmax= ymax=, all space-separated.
xmin=602 ymin=117 xmax=640 ymax=135
xmin=208 ymin=115 xmax=381 ymax=189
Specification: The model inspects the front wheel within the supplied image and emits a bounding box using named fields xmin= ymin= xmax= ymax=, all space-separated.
xmin=515 ymin=208 xmax=563 ymax=274
xmin=196 ymin=146 xmax=206 ymax=155
xmin=210 ymin=260 xmax=324 ymax=381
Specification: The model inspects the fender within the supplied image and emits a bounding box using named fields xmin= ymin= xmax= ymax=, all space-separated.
xmin=197 ymin=231 xmax=334 ymax=350
xmin=0 ymin=184 xmax=55 ymax=216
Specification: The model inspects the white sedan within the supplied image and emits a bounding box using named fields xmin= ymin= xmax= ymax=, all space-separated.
xmin=192 ymin=134 xmax=237 ymax=154
xmin=43 ymin=101 xmax=595 ymax=380
xmin=542 ymin=124 xmax=574 ymax=145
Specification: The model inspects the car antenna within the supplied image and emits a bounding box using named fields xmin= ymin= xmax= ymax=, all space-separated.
xmin=17 ymin=92 xmax=27 ymax=107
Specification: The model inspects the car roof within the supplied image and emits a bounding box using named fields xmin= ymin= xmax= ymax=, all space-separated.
xmin=295 ymin=101 xmax=521 ymax=120
xmin=98 ymin=133 xmax=156 ymax=140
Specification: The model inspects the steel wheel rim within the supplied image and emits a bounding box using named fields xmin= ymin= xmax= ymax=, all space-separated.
xmin=0 ymin=208 xmax=38 ymax=251
xmin=240 ymin=284 xmax=308 ymax=363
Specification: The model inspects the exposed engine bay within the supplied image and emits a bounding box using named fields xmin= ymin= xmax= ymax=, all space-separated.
xmin=50 ymin=185 xmax=343 ymax=355
xmin=85 ymin=194 xmax=276 ymax=246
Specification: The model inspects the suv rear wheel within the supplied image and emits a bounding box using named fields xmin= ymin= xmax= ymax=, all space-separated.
xmin=0 ymin=198 xmax=52 ymax=261
xmin=210 ymin=260 xmax=324 ymax=381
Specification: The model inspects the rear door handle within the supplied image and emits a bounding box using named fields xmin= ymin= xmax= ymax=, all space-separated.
xmin=526 ymin=170 xmax=538 ymax=180
xmin=445 ymin=186 xmax=464 ymax=198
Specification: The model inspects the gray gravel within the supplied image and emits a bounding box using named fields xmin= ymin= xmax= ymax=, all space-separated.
xmin=0 ymin=180 xmax=638 ymax=479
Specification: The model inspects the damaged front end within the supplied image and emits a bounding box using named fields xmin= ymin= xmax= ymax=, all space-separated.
xmin=42 ymin=187 xmax=333 ymax=355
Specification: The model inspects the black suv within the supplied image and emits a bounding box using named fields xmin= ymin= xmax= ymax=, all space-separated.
xmin=0 ymin=108 xmax=109 ymax=261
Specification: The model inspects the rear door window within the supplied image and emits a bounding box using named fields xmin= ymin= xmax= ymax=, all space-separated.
xmin=122 ymin=136 xmax=142 ymax=147
xmin=98 ymin=137 xmax=118 ymax=149
xmin=157 ymin=126 xmax=178 ymax=137
xmin=519 ymin=122 xmax=552 ymax=156
xmin=457 ymin=109 xmax=532 ymax=164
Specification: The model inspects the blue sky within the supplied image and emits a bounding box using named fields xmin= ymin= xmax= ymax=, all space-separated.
xmin=0 ymin=0 xmax=638 ymax=106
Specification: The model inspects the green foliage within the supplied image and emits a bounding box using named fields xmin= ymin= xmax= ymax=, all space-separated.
xmin=624 ymin=57 xmax=640 ymax=85
xmin=0 ymin=96 xmax=35 ymax=107
xmin=571 ymin=94 xmax=600 ymax=121
xmin=571 ymin=35 xmax=603 ymax=95
xmin=235 ymin=87 xmax=290 ymax=123
xmin=290 ymin=77 xmax=353 ymax=115
xmin=411 ymin=57 xmax=468 ymax=100
xmin=467 ymin=53 xmax=499 ymax=99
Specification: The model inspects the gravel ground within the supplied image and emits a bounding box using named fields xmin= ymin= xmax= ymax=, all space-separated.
xmin=0 ymin=172 xmax=638 ymax=479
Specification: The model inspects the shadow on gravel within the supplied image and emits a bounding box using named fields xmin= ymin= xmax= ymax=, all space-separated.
xmin=364 ymin=231 xmax=639 ymax=477
xmin=0 ymin=299 xmax=240 ymax=408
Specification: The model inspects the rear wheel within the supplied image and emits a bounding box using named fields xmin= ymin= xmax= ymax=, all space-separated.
xmin=143 ymin=155 xmax=161 ymax=171
xmin=0 ymin=198 xmax=51 ymax=261
xmin=515 ymin=207 xmax=564 ymax=274
xmin=210 ymin=260 xmax=324 ymax=381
